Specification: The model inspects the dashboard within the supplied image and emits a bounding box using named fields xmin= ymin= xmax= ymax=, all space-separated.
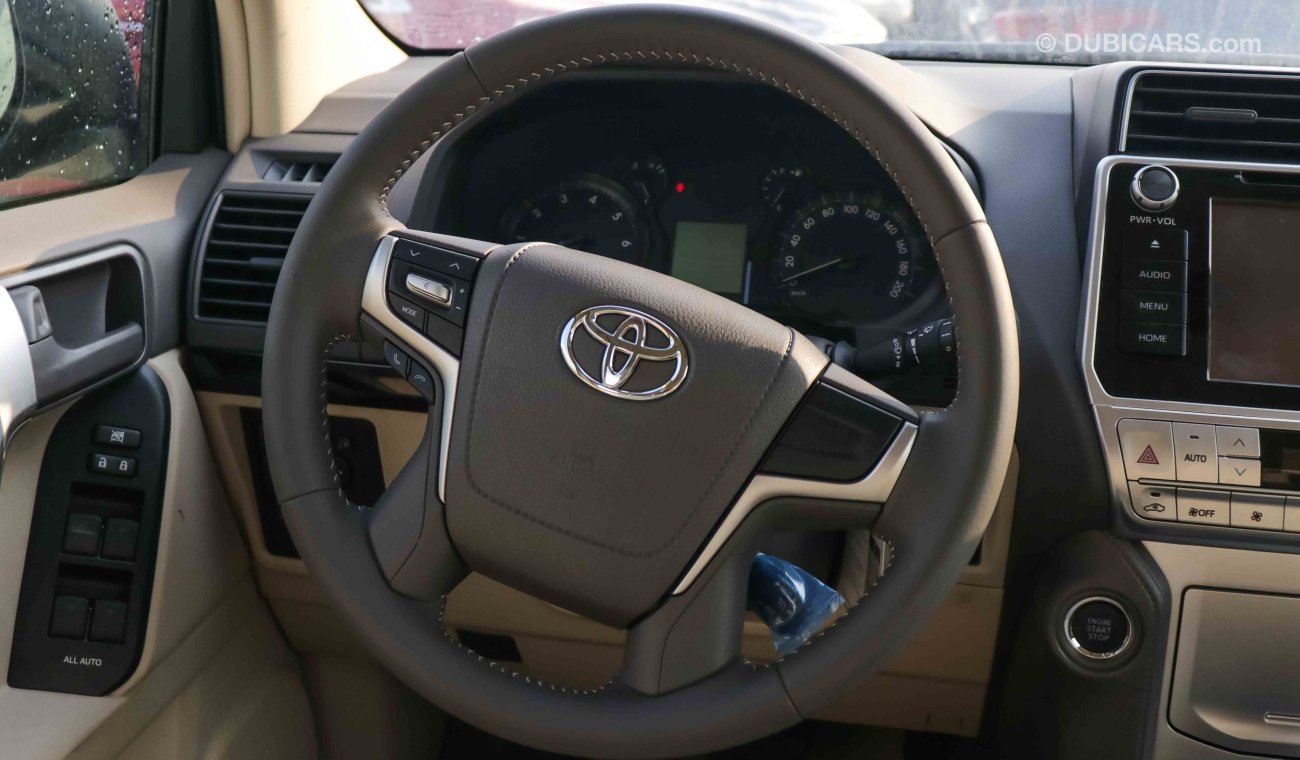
xmin=414 ymin=78 xmax=957 ymax=353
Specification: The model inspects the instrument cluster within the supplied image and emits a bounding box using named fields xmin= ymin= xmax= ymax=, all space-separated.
xmin=419 ymin=78 xmax=951 ymax=342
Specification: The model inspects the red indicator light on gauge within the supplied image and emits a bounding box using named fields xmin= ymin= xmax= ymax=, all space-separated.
xmin=675 ymin=182 xmax=686 ymax=193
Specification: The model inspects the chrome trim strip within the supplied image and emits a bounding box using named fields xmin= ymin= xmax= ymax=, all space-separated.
xmin=0 ymin=286 xmax=37 ymax=474
xmin=671 ymin=420 xmax=917 ymax=595
xmin=362 ymin=236 xmax=460 ymax=501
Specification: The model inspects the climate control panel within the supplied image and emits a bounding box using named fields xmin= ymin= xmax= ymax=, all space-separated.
xmin=1117 ymin=418 xmax=1300 ymax=534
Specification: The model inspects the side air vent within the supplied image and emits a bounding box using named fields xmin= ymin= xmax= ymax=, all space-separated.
xmin=261 ymin=158 xmax=334 ymax=183
xmin=195 ymin=192 xmax=311 ymax=323
xmin=1123 ymin=71 xmax=1300 ymax=163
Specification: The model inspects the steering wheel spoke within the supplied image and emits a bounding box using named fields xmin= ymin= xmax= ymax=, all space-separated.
xmin=355 ymin=229 xmax=502 ymax=599
xmin=671 ymin=363 xmax=918 ymax=595
xmin=618 ymin=366 xmax=918 ymax=695
xmin=366 ymin=412 xmax=467 ymax=599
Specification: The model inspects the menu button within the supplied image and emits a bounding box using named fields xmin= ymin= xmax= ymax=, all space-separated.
xmin=1121 ymin=290 xmax=1187 ymax=324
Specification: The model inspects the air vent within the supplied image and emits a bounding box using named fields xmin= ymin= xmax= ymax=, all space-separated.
xmin=195 ymin=192 xmax=311 ymax=323
xmin=261 ymin=158 xmax=334 ymax=183
xmin=1123 ymin=71 xmax=1300 ymax=163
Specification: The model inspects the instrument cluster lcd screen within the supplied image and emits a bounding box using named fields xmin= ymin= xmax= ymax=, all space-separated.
xmin=1209 ymin=199 xmax=1300 ymax=387
xmin=670 ymin=221 xmax=747 ymax=295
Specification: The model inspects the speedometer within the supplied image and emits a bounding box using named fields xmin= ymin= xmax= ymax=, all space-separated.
xmin=773 ymin=190 xmax=933 ymax=325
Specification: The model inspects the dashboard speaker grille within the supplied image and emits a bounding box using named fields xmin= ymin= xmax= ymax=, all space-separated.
xmin=195 ymin=192 xmax=311 ymax=323
xmin=1123 ymin=71 xmax=1300 ymax=163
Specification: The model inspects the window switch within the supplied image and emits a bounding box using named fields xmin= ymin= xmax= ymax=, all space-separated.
xmin=101 ymin=519 xmax=138 ymax=561
xmin=89 ymin=601 xmax=128 ymax=644
xmin=94 ymin=425 xmax=140 ymax=449
xmin=50 ymin=596 xmax=89 ymax=640
xmin=63 ymin=513 xmax=102 ymax=556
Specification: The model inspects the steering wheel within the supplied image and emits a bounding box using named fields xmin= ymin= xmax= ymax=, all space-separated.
xmin=261 ymin=5 xmax=1017 ymax=757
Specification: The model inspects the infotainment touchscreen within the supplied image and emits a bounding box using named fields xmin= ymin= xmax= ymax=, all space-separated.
xmin=1209 ymin=199 xmax=1300 ymax=387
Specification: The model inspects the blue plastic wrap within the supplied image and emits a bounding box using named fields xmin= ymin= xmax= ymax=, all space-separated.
xmin=745 ymin=553 xmax=846 ymax=656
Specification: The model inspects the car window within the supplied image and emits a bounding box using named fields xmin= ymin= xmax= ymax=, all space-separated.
xmin=0 ymin=0 xmax=152 ymax=209
xmin=361 ymin=0 xmax=1300 ymax=67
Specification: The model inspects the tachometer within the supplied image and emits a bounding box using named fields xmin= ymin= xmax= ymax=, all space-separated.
xmin=499 ymin=175 xmax=648 ymax=264
xmin=773 ymin=191 xmax=932 ymax=325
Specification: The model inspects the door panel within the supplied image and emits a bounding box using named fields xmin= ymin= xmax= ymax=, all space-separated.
xmin=0 ymin=135 xmax=315 ymax=755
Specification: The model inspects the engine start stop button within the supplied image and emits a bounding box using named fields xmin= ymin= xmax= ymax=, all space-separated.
xmin=1065 ymin=596 xmax=1133 ymax=660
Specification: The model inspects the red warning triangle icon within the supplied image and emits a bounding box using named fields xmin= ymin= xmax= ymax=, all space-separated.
xmin=1137 ymin=445 xmax=1160 ymax=465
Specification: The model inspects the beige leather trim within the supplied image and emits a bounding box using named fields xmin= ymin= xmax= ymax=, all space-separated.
xmin=69 ymin=579 xmax=316 ymax=760
xmin=115 ymin=352 xmax=251 ymax=693
xmin=196 ymin=391 xmax=425 ymax=576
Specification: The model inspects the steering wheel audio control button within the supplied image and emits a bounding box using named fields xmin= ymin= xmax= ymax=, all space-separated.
xmin=1065 ymin=596 xmax=1132 ymax=660
xmin=388 ymin=293 xmax=426 ymax=331
xmin=406 ymin=273 xmax=452 ymax=307
xmin=393 ymin=238 xmax=480 ymax=279
xmin=407 ymin=362 xmax=436 ymax=402
xmin=383 ymin=341 xmax=410 ymax=376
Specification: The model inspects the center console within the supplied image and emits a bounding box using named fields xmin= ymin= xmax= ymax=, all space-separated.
xmin=1084 ymin=155 xmax=1300 ymax=546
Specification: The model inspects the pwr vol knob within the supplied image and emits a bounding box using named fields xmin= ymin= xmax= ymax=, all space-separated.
xmin=1130 ymin=165 xmax=1179 ymax=213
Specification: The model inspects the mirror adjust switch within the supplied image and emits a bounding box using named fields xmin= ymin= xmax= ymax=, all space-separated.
xmin=89 ymin=453 xmax=137 ymax=477
xmin=93 ymin=425 xmax=140 ymax=449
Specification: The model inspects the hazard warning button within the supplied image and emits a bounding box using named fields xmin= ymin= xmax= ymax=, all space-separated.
xmin=1118 ymin=419 xmax=1176 ymax=481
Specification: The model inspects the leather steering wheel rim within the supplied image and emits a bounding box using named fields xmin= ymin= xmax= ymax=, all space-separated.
xmin=261 ymin=5 xmax=1018 ymax=757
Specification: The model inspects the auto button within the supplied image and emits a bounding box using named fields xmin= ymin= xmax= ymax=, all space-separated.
xmin=1173 ymin=423 xmax=1217 ymax=482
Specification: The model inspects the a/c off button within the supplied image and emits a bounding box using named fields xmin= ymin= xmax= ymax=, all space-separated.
xmin=1177 ymin=489 xmax=1230 ymax=526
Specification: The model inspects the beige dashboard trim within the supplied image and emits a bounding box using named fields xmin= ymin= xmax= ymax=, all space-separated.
xmin=116 ymin=352 xmax=251 ymax=693
xmin=240 ymin=0 xmax=404 ymax=138
xmin=212 ymin=0 xmax=251 ymax=151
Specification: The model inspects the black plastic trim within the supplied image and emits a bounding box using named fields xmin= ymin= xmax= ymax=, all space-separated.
xmin=7 ymin=368 xmax=171 ymax=695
